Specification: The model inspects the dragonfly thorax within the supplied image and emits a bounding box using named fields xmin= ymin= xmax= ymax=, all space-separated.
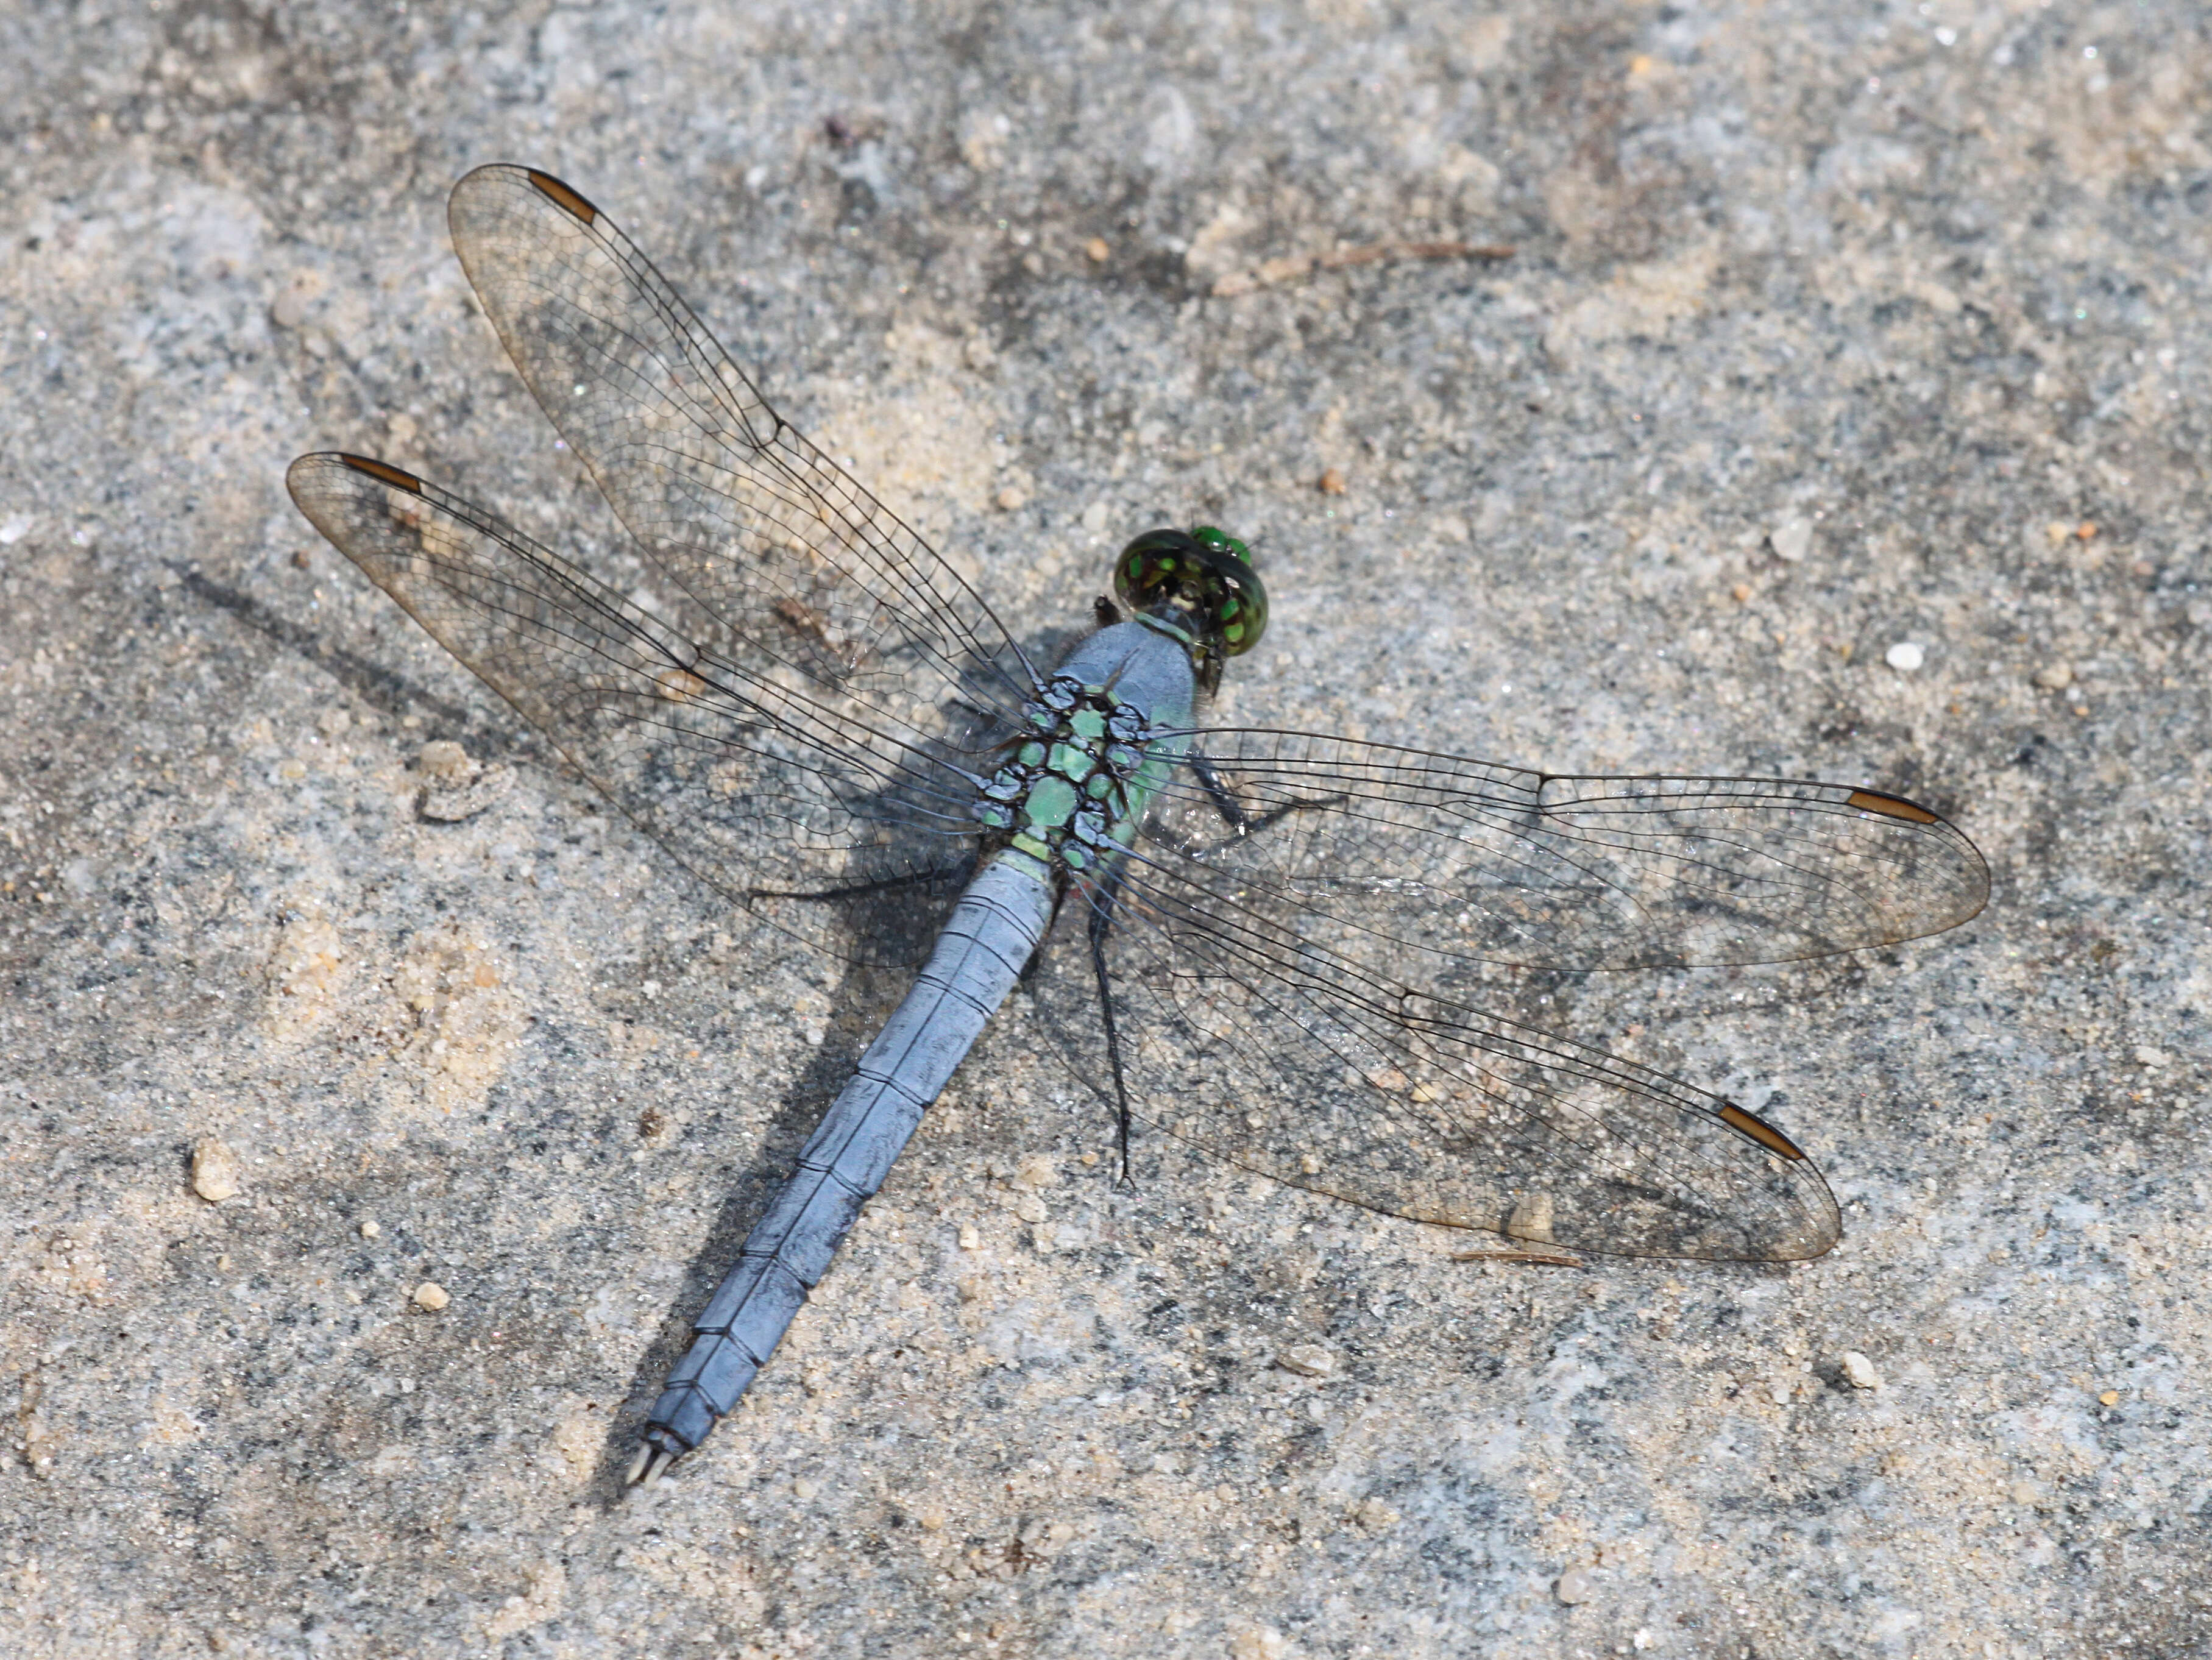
xmin=974 ymin=675 xmax=1155 ymax=874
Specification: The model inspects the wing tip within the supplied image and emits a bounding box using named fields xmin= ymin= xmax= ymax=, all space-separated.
xmin=525 ymin=168 xmax=599 ymax=224
xmin=1846 ymin=787 xmax=1941 ymax=826
xmin=331 ymin=452 xmax=424 ymax=492
xmin=1717 ymin=1102 xmax=1808 ymax=1160
xmin=449 ymin=163 xmax=600 ymax=227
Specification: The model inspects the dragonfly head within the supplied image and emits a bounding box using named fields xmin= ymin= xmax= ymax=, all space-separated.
xmin=1113 ymin=526 xmax=1269 ymax=690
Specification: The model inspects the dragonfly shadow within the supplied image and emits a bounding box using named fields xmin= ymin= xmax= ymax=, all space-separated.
xmin=174 ymin=563 xmax=513 ymax=752
xmin=578 ymin=886 xmax=954 ymax=1505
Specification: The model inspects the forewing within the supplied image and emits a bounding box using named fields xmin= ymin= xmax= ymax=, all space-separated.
xmin=1034 ymin=853 xmax=1840 ymax=1263
xmin=1146 ymin=731 xmax=1988 ymax=970
xmin=444 ymin=164 xmax=1032 ymax=742
xmin=288 ymin=453 xmax=982 ymax=967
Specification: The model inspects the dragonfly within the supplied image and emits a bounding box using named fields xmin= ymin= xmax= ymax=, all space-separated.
xmin=288 ymin=165 xmax=1990 ymax=1487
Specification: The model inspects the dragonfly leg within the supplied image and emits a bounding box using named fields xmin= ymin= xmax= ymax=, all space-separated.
xmin=1184 ymin=748 xmax=1347 ymax=840
xmin=746 ymin=854 xmax=977 ymax=906
xmin=1082 ymin=874 xmax=1140 ymax=1188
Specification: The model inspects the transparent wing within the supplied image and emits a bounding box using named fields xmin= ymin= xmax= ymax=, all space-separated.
xmin=1030 ymin=854 xmax=1840 ymax=1261
xmin=1143 ymin=729 xmax=1990 ymax=970
xmin=288 ymin=453 xmax=990 ymax=967
xmin=1035 ymin=863 xmax=1849 ymax=1266
xmin=1025 ymin=736 xmax=1987 ymax=1260
xmin=444 ymin=164 xmax=1035 ymax=740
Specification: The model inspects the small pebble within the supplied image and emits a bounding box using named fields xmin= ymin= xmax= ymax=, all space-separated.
xmin=1276 ymin=1343 xmax=1337 ymax=1379
xmin=412 ymin=1281 xmax=451 ymax=1311
xmin=2098 ymin=1388 xmax=2121 ymax=1407
xmin=792 ymin=1477 xmax=819 ymax=1500
xmin=2033 ymin=661 xmax=2074 ymax=691
xmin=1768 ymin=514 xmax=1813 ymax=562
xmin=1352 ymin=1497 xmax=1400 ymax=1531
xmin=1085 ymin=236 xmax=1111 ymax=263
xmin=2009 ymin=1479 xmax=2043 ymax=1506
xmin=1840 ymin=1350 xmax=1882 ymax=1390
xmin=360 ymin=1219 xmax=380 ymax=1238
xmin=1884 ymin=641 xmax=1924 ymax=672
xmin=417 ymin=739 xmax=472 ymax=779
xmin=1317 ymin=466 xmax=1347 ymax=495
xmin=191 ymin=1138 xmax=241 ymax=1204
xmin=2133 ymin=1046 xmax=2168 ymax=1069
xmin=1556 ymin=1566 xmax=1595 ymax=1605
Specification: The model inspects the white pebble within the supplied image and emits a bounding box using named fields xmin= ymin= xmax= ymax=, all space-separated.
xmin=191 ymin=1138 xmax=241 ymax=1204
xmin=2134 ymin=1046 xmax=2168 ymax=1069
xmin=2033 ymin=661 xmax=2075 ymax=691
xmin=359 ymin=1219 xmax=381 ymax=1239
xmin=1884 ymin=641 xmax=1924 ymax=672
xmin=1840 ymin=1350 xmax=1883 ymax=1390
xmin=412 ymin=1281 xmax=451 ymax=1311
xmin=1769 ymin=514 xmax=1813 ymax=562
xmin=416 ymin=739 xmax=471 ymax=779
xmin=1556 ymin=1566 xmax=1595 ymax=1605
xmin=1275 ymin=1343 xmax=1337 ymax=1379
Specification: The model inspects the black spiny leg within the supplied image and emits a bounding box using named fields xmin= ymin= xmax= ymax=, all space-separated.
xmin=1083 ymin=871 xmax=1141 ymax=1190
xmin=1183 ymin=747 xmax=1348 ymax=842
xmin=747 ymin=853 xmax=978 ymax=906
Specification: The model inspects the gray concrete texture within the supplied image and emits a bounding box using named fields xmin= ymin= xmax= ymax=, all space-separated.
xmin=1 ymin=1 xmax=2206 ymax=1655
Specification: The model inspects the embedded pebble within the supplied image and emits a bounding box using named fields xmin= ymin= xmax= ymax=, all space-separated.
xmin=191 ymin=1138 xmax=241 ymax=1204
xmin=1840 ymin=1350 xmax=1883 ymax=1390
xmin=1768 ymin=514 xmax=1813 ymax=562
xmin=1556 ymin=1566 xmax=1595 ymax=1605
xmin=2033 ymin=661 xmax=2075 ymax=691
xmin=412 ymin=1281 xmax=451 ymax=1311
xmin=417 ymin=739 xmax=472 ymax=780
xmin=359 ymin=1219 xmax=380 ymax=1239
xmin=2133 ymin=1046 xmax=2168 ymax=1069
xmin=1276 ymin=1343 xmax=1337 ymax=1378
xmin=1884 ymin=641 xmax=1925 ymax=672
xmin=1317 ymin=467 xmax=1347 ymax=495
xmin=1352 ymin=1497 xmax=1400 ymax=1531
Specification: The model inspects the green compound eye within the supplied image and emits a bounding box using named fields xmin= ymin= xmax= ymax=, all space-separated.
xmin=1111 ymin=525 xmax=1269 ymax=662
xmin=1191 ymin=525 xmax=1252 ymax=563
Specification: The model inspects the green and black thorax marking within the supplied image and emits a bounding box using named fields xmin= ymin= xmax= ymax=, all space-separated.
xmin=972 ymin=676 xmax=1159 ymax=874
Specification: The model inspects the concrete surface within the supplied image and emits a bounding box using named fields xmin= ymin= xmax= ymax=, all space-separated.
xmin=2 ymin=2 xmax=2208 ymax=1656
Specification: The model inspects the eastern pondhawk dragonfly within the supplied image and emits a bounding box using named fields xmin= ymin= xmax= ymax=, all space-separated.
xmin=288 ymin=166 xmax=1989 ymax=1486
